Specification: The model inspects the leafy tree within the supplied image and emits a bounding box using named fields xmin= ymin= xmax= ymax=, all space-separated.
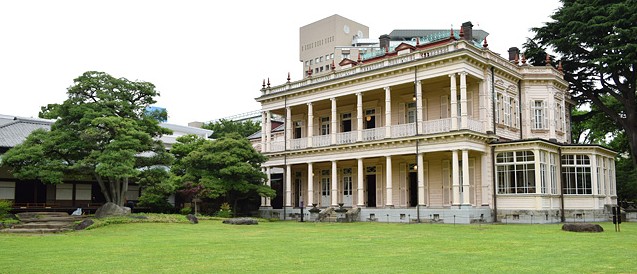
xmin=0 ymin=71 xmax=172 ymax=206
xmin=203 ymin=119 xmax=260 ymax=139
xmin=530 ymin=0 xmax=637 ymax=165
xmin=170 ymin=133 xmax=274 ymax=215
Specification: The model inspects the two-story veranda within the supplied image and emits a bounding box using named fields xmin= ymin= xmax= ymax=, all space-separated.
xmin=254 ymin=37 xmax=617 ymax=223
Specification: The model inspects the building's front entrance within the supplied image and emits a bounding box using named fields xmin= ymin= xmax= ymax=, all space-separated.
xmin=320 ymin=174 xmax=330 ymax=207
xmin=366 ymin=174 xmax=376 ymax=207
xmin=409 ymin=171 xmax=418 ymax=207
xmin=342 ymin=168 xmax=353 ymax=206
xmin=14 ymin=181 xmax=47 ymax=204
xmin=295 ymin=177 xmax=302 ymax=207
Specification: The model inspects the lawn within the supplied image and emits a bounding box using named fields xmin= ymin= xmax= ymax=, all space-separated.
xmin=0 ymin=220 xmax=635 ymax=273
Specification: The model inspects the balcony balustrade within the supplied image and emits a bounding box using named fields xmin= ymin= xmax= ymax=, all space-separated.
xmin=362 ymin=127 xmax=385 ymax=141
xmin=289 ymin=138 xmax=308 ymax=150
xmin=391 ymin=123 xmax=416 ymax=138
xmin=312 ymin=135 xmax=331 ymax=147
xmin=263 ymin=118 xmax=485 ymax=153
xmin=336 ymin=131 xmax=356 ymax=145
xmin=421 ymin=118 xmax=451 ymax=134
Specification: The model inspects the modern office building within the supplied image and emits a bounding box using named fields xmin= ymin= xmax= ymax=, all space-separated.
xmin=254 ymin=16 xmax=617 ymax=223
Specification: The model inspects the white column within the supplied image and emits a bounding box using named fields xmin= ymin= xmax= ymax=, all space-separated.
xmin=416 ymin=80 xmax=423 ymax=126
xmin=331 ymin=97 xmax=337 ymax=145
xmin=307 ymin=163 xmax=314 ymax=206
xmin=386 ymin=156 xmax=393 ymax=207
xmin=384 ymin=86 xmax=392 ymax=138
xmin=356 ymin=92 xmax=363 ymax=142
xmin=460 ymin=72 xmax=468 ymax=129
xmin=265 ymin=111 xmax=272 ymax=152
xmin=479 ymin=79 xmax=488 ymax=131
xmin=357 ymin=158 xmax=365 ymax=207
xmin=331 ymin=160 xmax=338 ymax=206
xmin=481 ymin=152 xmax=489 ymax=205
xmin=591 ymin=155 xmax=599 ymax=197
xmin=417 ymin=153 xmax=425 ymax=205
xmin=266 ymin=167 xmax=272 ymax=207
xmin=534 ymin=149 xmax=542 ymax=196
xmin=286 ymin=107 xmax=292 ymax=145
xmin=307 ymin=102 xmax=313 ymax=147
xmin=462 ymin=149 xmax=470 ymax=205
xmin=450 ymin=74 xmax=458 ymax=130
xmin=261 ymin=112 xmax=266 ymax=153
xmin=285 ymin=164 xmax=292 ymax=207
xmin=452 ymin=150 xmax=460 ymax=205
xmin=261 ymin=167 xmax=267 ymax=207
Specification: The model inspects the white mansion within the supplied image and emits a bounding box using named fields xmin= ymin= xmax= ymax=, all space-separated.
xmin=252 ymin=16 xmax=617 ymax=223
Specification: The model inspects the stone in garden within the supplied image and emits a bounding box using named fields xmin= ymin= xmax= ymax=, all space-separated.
xmin=94 ymin=202 xmax=130 ymax=218
xmin=187 ymin=214 xmax=199 ymax=224
xmin=75 ymin=219 xmax=94 ymax=230
xmin=222 ymin=217 xmax=258 ymax=225
xmin=562 ymin=223 xmax=604 ymax=233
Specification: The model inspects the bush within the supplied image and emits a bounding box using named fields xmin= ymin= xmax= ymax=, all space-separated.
xmin=0 ymin=200 xmax=12 ymax=217
xmin=137 ymin=192 xmax=175 ymax=213
xmin=180 ymin=207 xmax=192 ymax=215
xmin=216 ymin=202 xmax=232 ymax=218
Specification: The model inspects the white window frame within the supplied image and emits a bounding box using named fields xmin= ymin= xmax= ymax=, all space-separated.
xmin=562 ymin=154 xmax=592 ymax=195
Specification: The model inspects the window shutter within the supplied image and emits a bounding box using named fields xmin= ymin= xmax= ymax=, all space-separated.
xmin=530 ymin=100 xmax=536 ymax=129
xmin=440 ymin=96 xmax=448 ymax=118
xmin=467 ymin=91 xmax=473 ymax=117
xmin=543 ymin=101 xmax=549 ymax=129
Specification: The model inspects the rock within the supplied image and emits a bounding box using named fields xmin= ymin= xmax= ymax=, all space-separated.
xmin=562 ymin=223 xmax=604 ymax=233
xmin=186 ymin=214 xmax=199 ymax=224
xmin=222 ymin=217 xmax=258 ymax=225
xmin=75 ymin=219 xmax=94 ymax=230
xmin=94 ymin=202 xmax=130 ymax=218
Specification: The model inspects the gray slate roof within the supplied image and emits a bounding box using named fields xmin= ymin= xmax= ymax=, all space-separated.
xmin=0 ymin=116 xmax=53 ymax=148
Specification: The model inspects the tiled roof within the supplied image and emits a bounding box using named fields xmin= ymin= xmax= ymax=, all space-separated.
xmin=0 ymin=117 xmax=53 ymax=148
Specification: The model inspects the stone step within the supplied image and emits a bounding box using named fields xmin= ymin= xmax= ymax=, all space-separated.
xmin=1 ymin=228 xmax=72 ymax=234
xmin=18 ymin=216 xmax=83 ymax=223
xmin=16 ymin=212 xmax=70 ymax=219
xmin=12 ymin=222 xmax=75 ymax=230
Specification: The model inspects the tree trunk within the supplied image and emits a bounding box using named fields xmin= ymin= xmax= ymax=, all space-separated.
xmin=629 ymin=127 xmax=637 ymax=166
xmin=94 ymin=173 xmax=113 ymax=203
xmin=121 ymin=177 xmax=129 ymax=207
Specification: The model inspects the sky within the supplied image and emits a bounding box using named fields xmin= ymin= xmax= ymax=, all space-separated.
xmin=0 ymin=0 xmax=562 ymax=126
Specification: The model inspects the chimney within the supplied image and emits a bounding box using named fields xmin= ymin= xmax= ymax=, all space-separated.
xmin=461 ymin=21 xmax=473 ymax=42
xmin=379 ymin=34 xmax=390 ymax=51
xmin=508 ymin=47 xmax=520 ymax=62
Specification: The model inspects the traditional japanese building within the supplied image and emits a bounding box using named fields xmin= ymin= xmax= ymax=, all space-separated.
xmin=253 ymin=16 xmax=617 ymax=223
xmin=0 ymin=114 xmax=212 ymax=212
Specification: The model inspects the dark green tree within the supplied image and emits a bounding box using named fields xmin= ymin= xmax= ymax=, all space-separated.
xmin=530 ymin=0 xmax=637 ymax=165
xmin=0 ymin=71 xmax=172 ymax=206
xmin=203 ymin=119 xmax=260 ymax=139
xmin=170 ymin=133 xmax=274 ymax=215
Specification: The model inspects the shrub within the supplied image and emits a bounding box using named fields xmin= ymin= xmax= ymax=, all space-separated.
xmin=180 ymin=207 xmax=192 ymax=215
xmin=0 ymin=200 xmax=12 ymax=217
xmin=137 ymin=192 xmax=175 ymax=213
xmin=216 ymin=202 xmax=232 ymax=218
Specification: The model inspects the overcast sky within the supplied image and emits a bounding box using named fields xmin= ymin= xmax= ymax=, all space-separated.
xmin=0 ymin=0 xmax=561 ymax=126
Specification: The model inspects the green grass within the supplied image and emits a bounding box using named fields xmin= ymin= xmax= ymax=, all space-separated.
xmin=0 ymin=220 xmax=636 ymax=273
